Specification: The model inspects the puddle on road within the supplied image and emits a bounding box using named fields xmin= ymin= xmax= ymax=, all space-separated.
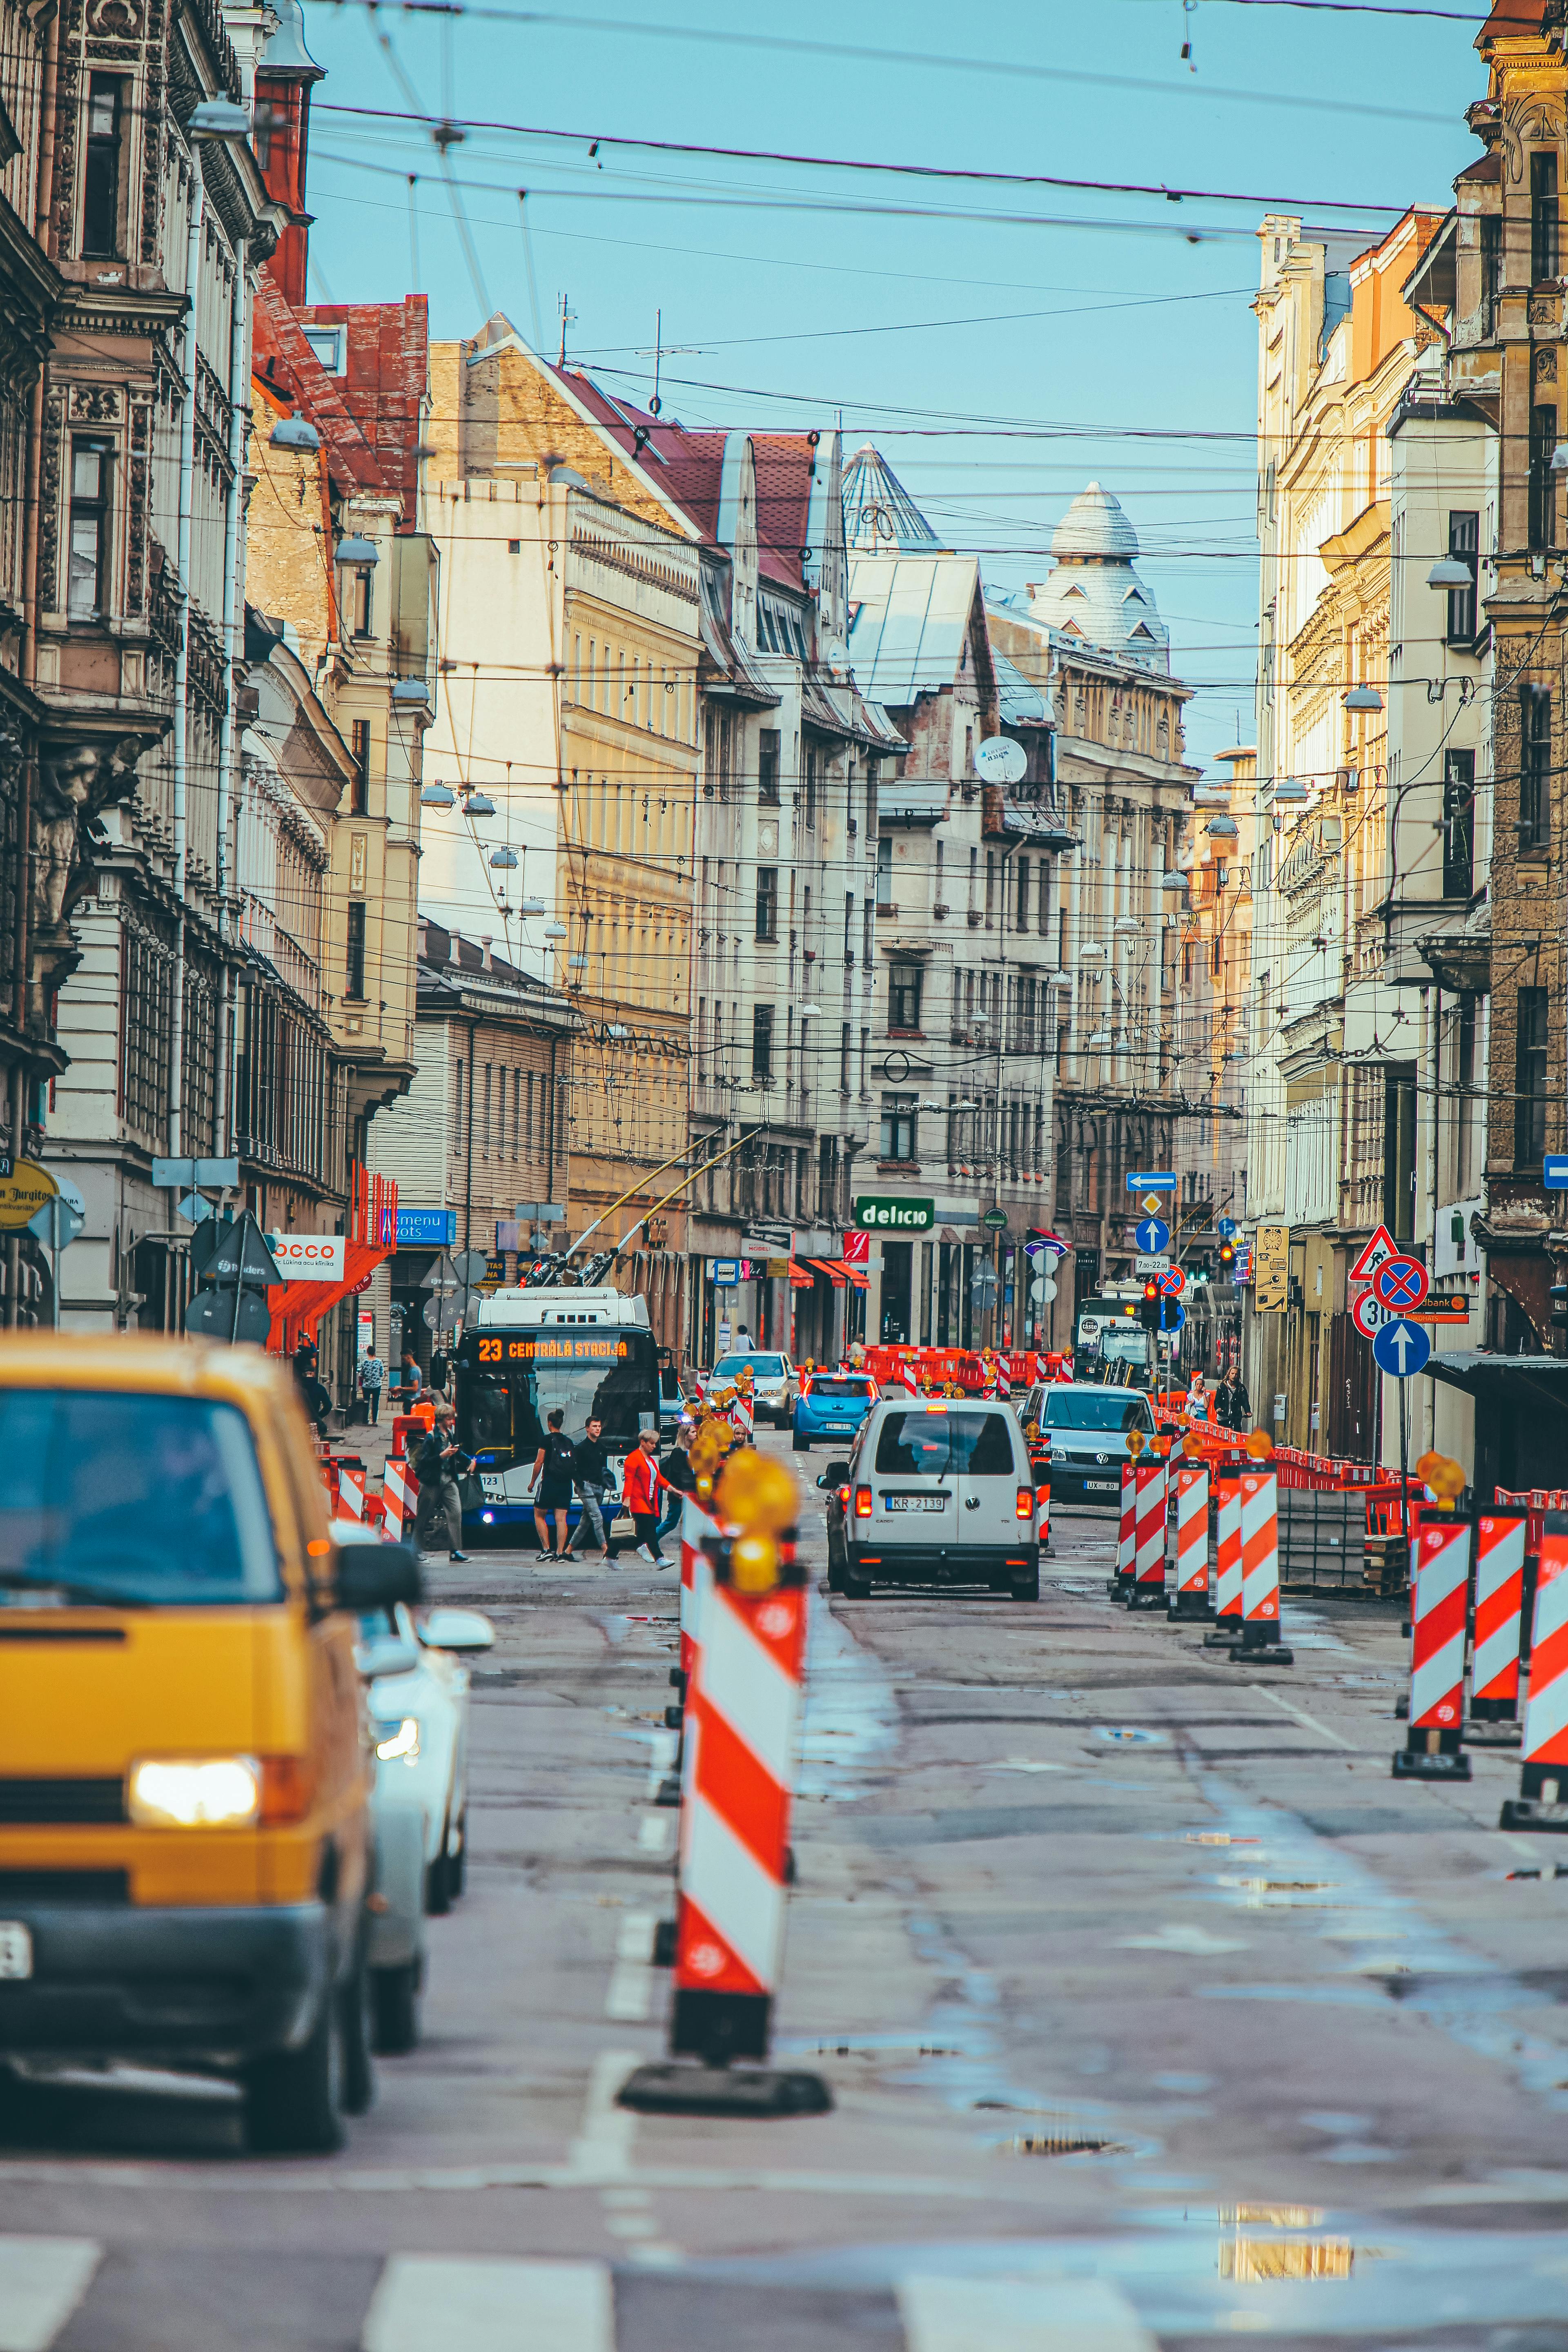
xmin=798 ymin=1600 xmax=898 ymax=1802
xmin=697 ymin=2214 xmax=1568 ymax=2338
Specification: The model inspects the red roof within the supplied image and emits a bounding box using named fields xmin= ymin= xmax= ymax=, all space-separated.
xmin=751 ymin=433 xmax=816 ymax=589
xmin=1478 ymin=0 xmax=1551 ymax=38
xmin=301 ymin=297 xmax=430 ymax=527
xmin=253 ymin=283 xmax=430 ymax=528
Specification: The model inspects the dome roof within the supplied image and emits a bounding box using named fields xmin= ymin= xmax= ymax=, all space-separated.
xmin=842 ymin=441 xmax=940 ymax=555
xmin=1051 ymin=480 xmax=1139 ymax=562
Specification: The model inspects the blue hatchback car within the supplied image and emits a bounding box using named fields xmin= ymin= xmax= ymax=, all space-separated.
xmin=791 ymin=1370 xmax=880 ymax=1452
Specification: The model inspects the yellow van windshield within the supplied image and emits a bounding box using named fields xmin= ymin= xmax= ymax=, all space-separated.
xmin=0 ymin=1391 xmax=281 ymax=1607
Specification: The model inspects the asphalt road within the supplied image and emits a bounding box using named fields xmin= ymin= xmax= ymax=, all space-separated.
xmin=5 ymin=1428 xmax=1568 ymax=2349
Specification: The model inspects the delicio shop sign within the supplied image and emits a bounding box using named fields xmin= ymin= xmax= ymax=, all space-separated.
xmin=853 ymin=1196 xmax=934 ymax=1233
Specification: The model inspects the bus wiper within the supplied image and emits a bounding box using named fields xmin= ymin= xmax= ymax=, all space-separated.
xmin=0 ymin=1569 xmax=150 ymax=1609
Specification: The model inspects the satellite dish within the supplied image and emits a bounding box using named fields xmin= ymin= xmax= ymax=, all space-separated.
xmin=973 ymin=736 xmax=1027 ymax=787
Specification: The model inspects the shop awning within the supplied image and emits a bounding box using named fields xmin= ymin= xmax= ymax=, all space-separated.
xmin=1425 ymin=1351 xmax=1568 ymax=1406
xmin=786 ymin=1261 xmax=815 ymax=1289
xmin=808 ymin=1258 xmax=846 ymax=1288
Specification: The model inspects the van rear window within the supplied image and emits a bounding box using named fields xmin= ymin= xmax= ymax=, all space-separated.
xmin=874 ymin=1411 xmax=1016 ymax=1478
xmin=0 ymin=1392 xmax=281 ymax=1607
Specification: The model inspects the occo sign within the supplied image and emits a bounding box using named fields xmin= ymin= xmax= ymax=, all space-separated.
xmin=269 ymin=1232 xmax=346 ymax=1282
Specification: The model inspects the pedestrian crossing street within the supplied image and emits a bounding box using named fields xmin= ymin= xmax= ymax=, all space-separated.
xmin=0 ymin=2237 xmax=1160 ymax=2351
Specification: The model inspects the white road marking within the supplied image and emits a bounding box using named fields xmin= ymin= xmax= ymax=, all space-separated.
xmin=0 ymin=2237 xmax=101 ymax=2352
xmin=1116 ymin=1924 xmax=1251 ymax=1955
xmin=899 ymin=2274 xmax=1157 ymax=2351
xmin=568 ymin=2049 xmax=638 ymax=2182
xmin=0 ymin=2157 xmax=1062 ymax=2202
xmin=362 ymin=2256 xmax=614 ymax=2352
xmin=1503 ymin=1833 xmax=1539 ymax=1859
xmin=643 ymin=1729 xmax=677 ymax=1798
xmin=606 ymin=1909 xmax=657 ymax=2020
xmin=1250 ymin=1683 xmax=1355 ymax=1750
xmin=637 ymin=1814 xmax=672 ymax=1855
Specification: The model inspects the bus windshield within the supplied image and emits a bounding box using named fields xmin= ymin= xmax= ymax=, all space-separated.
xmin=456 ymin=1329 xmax=660 ymax=1465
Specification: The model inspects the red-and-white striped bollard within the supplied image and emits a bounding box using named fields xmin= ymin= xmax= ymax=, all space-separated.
xmin=1113 ymin=1464 xmax=1137 ymax=1601
xmin=1394 ymin=1516 xmax=1472 ymax=1779
xmin=1168 ymin=1464 xmax=1210 ymax=1621
xmin=1471 ymin=1512 xmax=1526 ymax=1727
xmin=1228 ymin=1469 xmax=1292 ymax=1662
xmin=900 ymin=1356 xmax=920 ymax=1399
xmin=382 ymin=1458 xmax=416 ymax=1540
xmin=997 ymin=1353 xmax=1013 ymax=1396
xmin=1129 ymin=1462 xmax=1168 ymax=1609
xmin=1205 ymin=1472 xmax=1244 ymax=1644
xmin=1501 ymin=1515 xmax=1568 ymax=1830
xmin=678 ymin=1491 xmax=715 ymax=1687
xmin=336 ymin=1463 xmax=366 ymax=1523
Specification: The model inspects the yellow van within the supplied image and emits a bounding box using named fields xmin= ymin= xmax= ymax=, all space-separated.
xmin=0 ymin=1335 xmax=420 ymax=2153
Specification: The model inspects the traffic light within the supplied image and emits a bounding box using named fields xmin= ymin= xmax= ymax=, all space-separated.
xmin=1218 ymin=1240 xmax=1236 ymax=1272
xmin=1140 ymin=1277 xmax=1162 ymax=1333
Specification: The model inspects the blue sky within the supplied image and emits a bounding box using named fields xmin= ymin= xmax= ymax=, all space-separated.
xmin=302 ymin=0 xmax=1483 ymax=772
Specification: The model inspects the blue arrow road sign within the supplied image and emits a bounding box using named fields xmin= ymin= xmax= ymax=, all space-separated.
xmin=1373 ymin=1317 xmax=1431 ymax=1380
xmin=1127 ymin=1171 xmax=1176 ymax=1192
xmin=1134 ymin=1216 xmax=1171 ymax=1254
xmin=1548 ymin=1155 xmax=1568 ymax=1190
xmin=1217 ymin=1216 xmax=1238 ymax=1238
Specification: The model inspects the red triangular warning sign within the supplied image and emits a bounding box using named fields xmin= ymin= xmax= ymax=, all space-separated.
xmin=1348 ymin=1223 xmax=1398 ymax=1283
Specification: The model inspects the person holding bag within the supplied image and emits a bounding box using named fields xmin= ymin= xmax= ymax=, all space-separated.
xmin=622 ymin=1428 xmax=669 ymax=1565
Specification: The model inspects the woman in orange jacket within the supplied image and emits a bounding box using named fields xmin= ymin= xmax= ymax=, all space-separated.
xmin=621 ymin=1428 xmax=669 ymax=1565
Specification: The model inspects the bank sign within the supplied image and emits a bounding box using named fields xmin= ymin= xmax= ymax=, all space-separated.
xmin=853 ymin=1196 xmax=935 ymax=1233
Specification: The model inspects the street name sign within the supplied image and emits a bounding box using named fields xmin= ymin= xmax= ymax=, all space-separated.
xmin=1547 ymin=1156 xmax=1568 ymax=1191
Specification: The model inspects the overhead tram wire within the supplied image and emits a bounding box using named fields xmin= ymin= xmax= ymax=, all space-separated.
xmin=313 ymin=1 xmax=1468 ymax=131
xmin=313 ymin=100 xmax=1421 ymax=221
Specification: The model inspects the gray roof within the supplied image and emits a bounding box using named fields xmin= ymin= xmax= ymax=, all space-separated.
xmin=846 ymin=551 xmax=981 ymax=706
xmin=842 ymin=443 xmax=941 ymax=555
xmin=993 ymin=482 xmax=1170 ymax=675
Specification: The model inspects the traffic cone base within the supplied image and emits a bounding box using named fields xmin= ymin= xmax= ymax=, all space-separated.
xmin=1392 ymin=1729 xmax=1472 ymax=1781
xmin=618 ymin=2058 xmax=833 ymax=2117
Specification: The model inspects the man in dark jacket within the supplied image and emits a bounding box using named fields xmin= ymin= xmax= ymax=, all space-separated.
xmin=566 ymin=1417 xmax=615 ymax=1560
xmin=414 ymin=1403 xmax=468 ymax=1561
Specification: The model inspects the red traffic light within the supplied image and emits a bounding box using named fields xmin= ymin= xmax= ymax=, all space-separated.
xmin=1218 ymin=1241 xmax=1236 ymax=1267
xmin=1142 ymin=1277 xmax=1160 ymax=1302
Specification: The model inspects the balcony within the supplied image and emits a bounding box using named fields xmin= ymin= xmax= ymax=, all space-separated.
xmin=879 ymin=780 xmax=950 ymax=826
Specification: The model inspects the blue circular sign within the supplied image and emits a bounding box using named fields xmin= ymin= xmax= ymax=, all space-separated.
xmin=1134 ymin=1217 xmax=1170 ymax=1254
xmin=1374 ymin=1255 xmax=1429 ymax=1312
xmin=1217 ymin=1216 xmax=1238 ymax=1238
xmin=1372 ymin=1317 xmax=1431 ymax=1380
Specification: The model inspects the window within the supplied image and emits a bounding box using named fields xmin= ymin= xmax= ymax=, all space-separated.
xmin=345 ymin=900 xmax=366 ymax=998
xmin=1446 ymin=511 xmax=1479 ymax=643
xmin=1517 ymin=988 xmax=1549 ymax=1166
xmin=1211 ymin=933 xmax=1223 ymax=978
xmin=755 ymin=865 xmax=778 ymax=942
xmin=349 ymin=564 xmax=371 ymax=636
xmin=350 ymin=719 xmax=370 ymax=815
xmin=804 ymin=748 xmax=817 ymax=829
xmin=1182 ymin=943 xmax=1193 ymax=987
xmin=302 ymin=324 xmax=345 ymax=374
xmin=1016 ymin=857 xmax=1030 ymax=931
xmin=67 ymin=441 xmax=111 ymax=620
xmin=758 ymin=727 xmax=780 ymax=804
xmin=1443 ymin=748 xmax=1475 ymax=898
xmin=1521 ymin=684 xmax=1551 ymax=850
xmin=1533 ymin=150 xmax=1559 ymax=284
xmin=984 ymin=851 xmax=996 ymax=928
xmin=1457 ymin=992 xmax=1477 ymax=1193
xmin=880 ymin=1092 xmax=918 ymax=1161
xmin=889 ymin=966 xmax=923 ymax=1031
xmin=876 ymin=835 xmax=893 ymax=909
xmin=482 ymin=1064 xmax=492 ymax=1158
xmin=839 ymin=1021 xmax=851 ymax=1094
xmin=844 ymin=891 xmax=854 ymax=962
xmin=81 ymin=75 xmax=122 ymax=257
xmin=1530 ymin=404 xmax=1558 ymax=550
xmin=752 ymin=1003 xmax=774 ymax=1079
xmin=1481 ymin=213 xmax=1501 ymax=335
xmin=1383 ymin=1063 xmax=1417 ymax=1242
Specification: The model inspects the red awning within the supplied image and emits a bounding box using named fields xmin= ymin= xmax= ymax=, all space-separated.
xmin=808 ymin=1258 xmax=847 ymax=1288
xmin=786 ymin=1261 xmax=815 ymax=1290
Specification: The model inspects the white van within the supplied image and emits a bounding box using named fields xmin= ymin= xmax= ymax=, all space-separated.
xmin=823 ymin=1396 xmax=1041 ymax=1601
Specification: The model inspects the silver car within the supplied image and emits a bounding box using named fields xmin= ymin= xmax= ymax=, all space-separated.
xmin=701 ymin=1349 xmax=797 ymax=1426
xmin=1036 ymin=1385 xmax=1158 ymax=1506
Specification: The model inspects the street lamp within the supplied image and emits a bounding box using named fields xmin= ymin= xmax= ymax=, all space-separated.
xmin=1343 ymin=684 xmax=1383 ymax=712
xmin=335 ymin=535 xmax=378 ymax=568
xmin=1426 ymin=555 xmax=1474 ymax=588
xmin=269 ymin=411 xmax=319 ymax=452
xmin=419 ymin=782 xmax=454 ymax=808
xmin=463 ymin=791 xmax=496 ymax=817
xmin=189 ymin=97 xmax=250 ymax=138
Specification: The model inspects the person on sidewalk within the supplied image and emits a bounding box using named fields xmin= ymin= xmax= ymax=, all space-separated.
xmin=413 ymin=1404 xmax=468 ymax=1562
xmin=359 ymin=1351 xmax=385 ymax=1425
xmin=531 ymin=1407 xmax=577 ymax=1560
xmin=622 ymin=1428 xmax=669 ymax=1564
xmin=566 ymin=1416 xmax=615 ymax=1561
xmin=656 ymin=1424 xmax=697 ymax=1547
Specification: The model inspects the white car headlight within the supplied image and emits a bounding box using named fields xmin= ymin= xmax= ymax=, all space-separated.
xmin=127 ymin=1756 xmax=261 ymax=1828
xmin=375 ymin=1716 xmax=421 ymax=1763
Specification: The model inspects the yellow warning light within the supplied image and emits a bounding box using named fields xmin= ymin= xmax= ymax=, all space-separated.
xmin=714 ymin=1448 xmax=797 ymax=1537
xmin=1125 ymin=1427 xmax=1146 ymax=1459
xmin=730 ymin=1530 xmax=780 ymax=1593
xmin=1244 ymin=1428 xmax=1274 ymax=1460
xmin=1416 ymin=1449 xmax=1465 ymax=1508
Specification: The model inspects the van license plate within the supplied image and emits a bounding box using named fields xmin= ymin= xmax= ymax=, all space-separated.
xmin=1085 ymin=1479 xmax=1117 ymax=1493
xmin=885 ymin=1494 xmax=947 ymax=1513
xmin=0 ymin=1922 xmax=32 ymax=1979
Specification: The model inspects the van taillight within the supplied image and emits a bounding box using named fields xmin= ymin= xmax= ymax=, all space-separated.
xmin=854 ymin=1486 xmax=873 ymax=1520
xmin=1016 ymin=1488 xmax=1035 ymax=1520
xmin=260 ymin=1755 xmax=314 ymax=1825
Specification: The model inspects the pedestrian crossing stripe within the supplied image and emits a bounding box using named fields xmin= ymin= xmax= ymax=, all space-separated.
xmin=363 ymin=2256 xmax=615 ymax=2352
xmin=0 ymin=2235 xmax=99 ymax=2352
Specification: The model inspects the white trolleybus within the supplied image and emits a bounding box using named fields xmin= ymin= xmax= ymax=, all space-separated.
xmin=454 ymin=1287 xmax=664 ymax=1545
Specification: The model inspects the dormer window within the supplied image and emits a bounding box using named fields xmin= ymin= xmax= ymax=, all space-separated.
xmin=303 ymin=324 xmax=345 ymax=374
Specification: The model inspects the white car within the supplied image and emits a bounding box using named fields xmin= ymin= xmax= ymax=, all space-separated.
xmin=822 ymin=1396 xmax=1041 ymax=1601
xmin=339 ymin=1521 xmax=494 ymax=1961
xmin=700 ymin=1350 xmax=797 ymax=1425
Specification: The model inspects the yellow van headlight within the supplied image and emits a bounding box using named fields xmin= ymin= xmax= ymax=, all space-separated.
xmin=127 ymin=1756 xmax=262 ymax=1828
